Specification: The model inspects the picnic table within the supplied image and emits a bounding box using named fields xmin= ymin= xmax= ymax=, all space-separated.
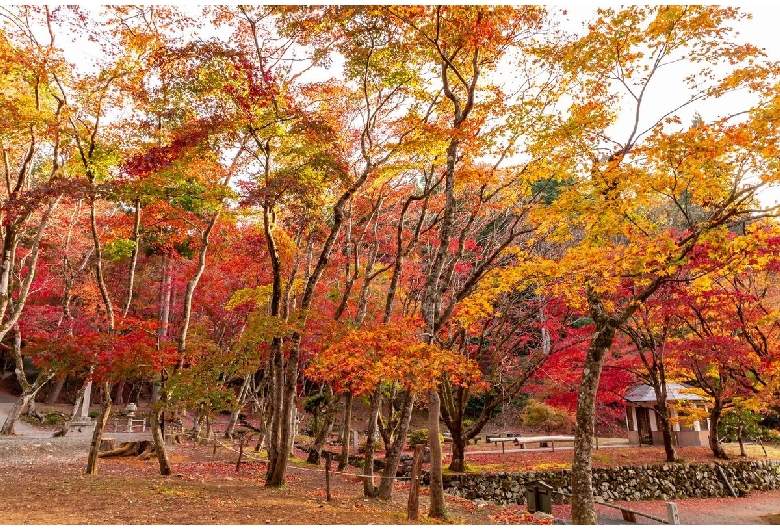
xmin=485 ymin=435 xmax=576 ymax=454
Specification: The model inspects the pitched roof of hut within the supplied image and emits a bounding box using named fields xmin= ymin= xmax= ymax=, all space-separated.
xmin=624 ymin=383 xmax=708 ymax=403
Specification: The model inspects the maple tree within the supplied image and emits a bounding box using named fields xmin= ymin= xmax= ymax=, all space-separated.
xmin=620 ymin=290 xmax=684 ymax=463
xmin=532 ymin=6 xmax=780 ymax=523
xmin=663 ymin=236 xmax=780 ymax=459
xmin=0 ymin=6 xmax=70 ymax=433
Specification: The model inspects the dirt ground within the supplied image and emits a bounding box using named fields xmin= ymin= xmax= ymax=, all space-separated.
xmin=0 ymin=437 xmax=557 ymax=525
xmin=1 ymin=390 xmax=779 ymax=525
xmin=1 ymin=433 xmax=779 ymax=525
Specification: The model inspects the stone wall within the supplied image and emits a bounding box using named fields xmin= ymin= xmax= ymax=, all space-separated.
xmin=428 ymin=460 xmax=780 ymax=505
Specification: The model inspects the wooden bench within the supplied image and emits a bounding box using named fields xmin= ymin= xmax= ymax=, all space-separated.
xmin=442 ymin=434 xmax=482 ymax=445
xmin=485 ymin=435 xmax=576 ymax=454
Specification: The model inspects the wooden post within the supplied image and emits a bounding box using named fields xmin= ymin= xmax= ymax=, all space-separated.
xmin=213 ymin=437 xmax=218 ymax=455
xmin=235 ymin=437 xmax=244 ymax=472
xmin=407 ymin=444 xmax=424 ymax=520
xmin=325 ymin=452 xmax=332 ymax=502
xmin=666 ymin=502 xmax=680 ymax=524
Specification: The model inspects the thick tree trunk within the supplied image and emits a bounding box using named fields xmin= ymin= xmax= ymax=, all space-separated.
xmin=708 ymin=400 xmax=728 ymax=460
xmin=338 ymin=391 xmax=353 ymax=472
xmin=47 ymin=377 xmax=66 ymax=405
xmin=114 ymin=380 xmax=125 ymax=406
xmin=378 ymin=390 xmax=415 ymax=500
xmin=150 ymin=409 xmax=172 ymax=475
xmin=268 ymin=339 xmax=299 ymax=486
xmin=362 ymin=383 xmax=383 ymax=497
xmin=261 ymin=146 xmax=286 ymax=484
xmin=427 ymin=389 xmax=446 ymax=518
xmin=654 ymin=399 xmax=677 ymax=463
xmin=265 ymin=338 xmax=284 ymax=483
xmin=449 ymin=432 xmax=466 ymax=473
xmin=85 ymin=383 xmax=112 ymax=475
xmin=570 ymin=317 xmax=617 ymax=525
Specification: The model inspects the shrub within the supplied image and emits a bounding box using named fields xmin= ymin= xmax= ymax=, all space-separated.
xmin=519 ymin=400 xmax=573 ymax=434
xmin=359 ymin=439 xmax=382 ymax=453
xmin=21 ymin=410 xmax=67 ymax=427
xmin=407 ymin=428 xmax=445 ymax=447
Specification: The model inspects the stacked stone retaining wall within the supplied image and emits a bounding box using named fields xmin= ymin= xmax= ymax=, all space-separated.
xmin=426 ymin=460 xmax=780 ymax=505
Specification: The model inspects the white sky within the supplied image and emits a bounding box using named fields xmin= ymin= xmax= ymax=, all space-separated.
xmin=554 ymin=5 xmax=780 ymax=206
xmin=20 ymin=4 xmax=780 ymax=204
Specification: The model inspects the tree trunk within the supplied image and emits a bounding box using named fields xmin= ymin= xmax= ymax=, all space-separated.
xmin=114 ymin=380 xmax=125 ymax=406
xmin=150 ymin=382 xmax=160 ymax=406
xmin=268 ymin=339 xmax=299 ymax=486
xmin=362 ymin=383 xmax=382 ymax=497
xmin=427 ymin=389 xmax=446 ymax=518
xmin=654 ymin=400 xmax=677 ymax=463
xmin=47 ymin=377 xmax=66 ymax=405
xmin=378 ymin=390 xmax=415 ymax=500
xmin=265 ymin=338 xmax=284 ymax=483
xmin=121 ymin=196 xmax=141 ymax=317
xmin=176 ymin=215 xmax=217 ymax=363
xmin=570 ymin=316 xmax=617 ymax=525
xmin=708 ymin=400 xmax=728 ymax=460
xmin=226 ymin=377 xmax=251 ymax=438
xmin=306 ymin=390 xmax=338 ymax=465
xmin=150 ymin=408 xmax=172 ymax=475
xmin=158 ymin=255 xmax=171 ymax=340
xmin=449 ymin=432 xmax=466 ymax=473
xmin=70 ymin=381 xmax=86 ymax=420
xmin=89 ymin=200 xmax=115 ymax=331
xmin=261 ymin=144 xmax=286 ymax=483
xmin=85 ymin=382 xmax=112 ymax=475
xmin=643 ymin=346 xmax=677 ymax=463
xmin=441 ymin=378 xmax=466 ymax=473
xmin=255 ymin=389 xmax=270 ymax=453
xmin=338 ymin=391 xmax=353 ymax=472
xmin=1 ymin=370 xmax=54 ymax=435
xmin=0 ymin=196 xmax=61 ymax=343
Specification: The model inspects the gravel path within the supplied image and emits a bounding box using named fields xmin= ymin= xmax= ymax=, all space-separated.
xmin=0 ymin=391 xmax=90 ymax=466
xmin=0 ymin=390 xmax=151 ymax=466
